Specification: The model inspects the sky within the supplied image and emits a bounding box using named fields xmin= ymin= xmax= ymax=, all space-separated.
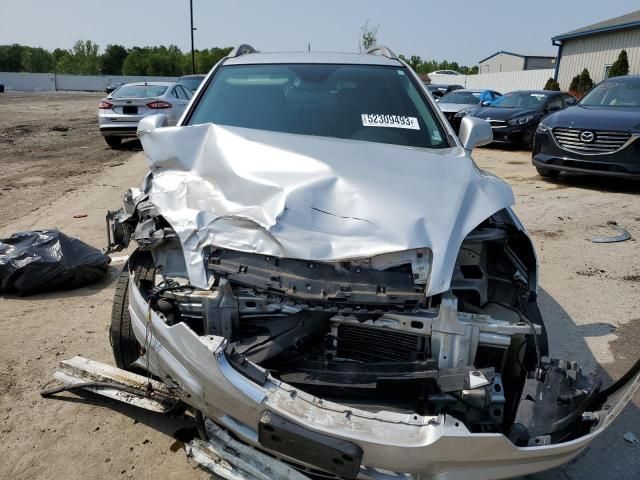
xmin=1 ymin=0 xmax=639 ymax=65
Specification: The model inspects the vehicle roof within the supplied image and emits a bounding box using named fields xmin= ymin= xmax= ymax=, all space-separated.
xmin=427 ymin=83 xmax=463 ymax=88
xmin=223 ymin=51 xmax=403 ymax=67
xmin=600 ymin=74 xmax=640 ymax=83
xmin=446 ymin=88 xmax=493 ymax=93
xmin=122 ymin=82 xmax=175 ymax=87
xmin=506 ymin=90 xmax=560 ymax=95
xmin=179 ymin=74 xmax=206 ymax=78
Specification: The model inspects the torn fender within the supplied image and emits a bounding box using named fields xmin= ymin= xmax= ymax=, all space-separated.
xmin=140 ymin=123 xmax=514 ymax=295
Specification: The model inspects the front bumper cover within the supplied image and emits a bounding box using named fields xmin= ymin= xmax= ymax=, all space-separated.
xmin=533 ymin=130 xmax=640 ymax=178
xmin=128 ymin=277 xmax=640 ymax=479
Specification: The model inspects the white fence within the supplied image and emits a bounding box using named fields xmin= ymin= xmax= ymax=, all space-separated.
xmin=0 ymin=72 xmax=178 ymax=92
xmin=1 ymin=68 xmax=556 ymax=94
xmin=430 ymin=69 xmax=555 ymax=93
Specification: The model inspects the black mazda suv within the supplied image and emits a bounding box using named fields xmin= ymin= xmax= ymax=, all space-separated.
xmin=533 ymin=75 xmax=640 ymax=179
xmin=462 ymin=90 xmax=575 ymax=149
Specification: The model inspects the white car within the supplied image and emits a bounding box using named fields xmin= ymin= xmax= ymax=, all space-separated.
xmin=430 ymin=69 xmax=463 ymax=76
xmin=98 ymin=82 xmax=193 ymax=148
xmin=105 ymin=45 xmax=639 ymax=479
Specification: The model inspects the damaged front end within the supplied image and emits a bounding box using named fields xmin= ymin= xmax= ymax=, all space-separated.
xmin=106 ymin=191 xmax=638 ymax=479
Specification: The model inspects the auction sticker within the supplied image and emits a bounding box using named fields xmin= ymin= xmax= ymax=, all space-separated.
xmin=361 ymin=114 xmax=420 ymax=130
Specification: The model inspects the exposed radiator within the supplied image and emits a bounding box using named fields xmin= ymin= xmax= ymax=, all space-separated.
xmin=334 ymin=324 xmax=429 ymax=362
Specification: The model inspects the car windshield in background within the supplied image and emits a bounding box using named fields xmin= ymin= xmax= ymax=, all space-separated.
xmin=490 ymin=92 xmax=547 ymax=108
xmin=440 ymin=91 xmax=481 ymax=104
xmin=179 ymin=77 xmax=203 ymax=91
xmin=111 ymin=85 xmax=168 ymax=98
xmin=188 ymin=64 xmax=449 ymax=149
xmin=579 ymin=77 xmax=640 ymax=107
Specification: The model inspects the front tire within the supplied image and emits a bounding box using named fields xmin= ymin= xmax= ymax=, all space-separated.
xmin=110 ymin=251 xmax=156 ymax=371
xmin=536 ymin=166 xmax=560 ymax=178
xmin=104 ymin=136 xmax=122 ymax=148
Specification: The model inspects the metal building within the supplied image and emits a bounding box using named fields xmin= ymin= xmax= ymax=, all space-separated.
xmin=553 ymin=10 xmax=640 ymax=89
xmin=477 ymin=51 xmax=555 ymax=74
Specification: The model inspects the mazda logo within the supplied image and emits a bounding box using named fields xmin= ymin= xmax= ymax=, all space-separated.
xmin=580 ymin=131 xmax=595 ymax=143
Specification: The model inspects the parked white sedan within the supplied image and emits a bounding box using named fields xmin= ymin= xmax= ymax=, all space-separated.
xmin=98 ymin=82 xmax=193 ymax=148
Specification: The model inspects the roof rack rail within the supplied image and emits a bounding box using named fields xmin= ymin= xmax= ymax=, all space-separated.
xmin=228 ymin=44 xmax=258 ymax=58
xmin=366 ymin=45 xmax=398 ymax=60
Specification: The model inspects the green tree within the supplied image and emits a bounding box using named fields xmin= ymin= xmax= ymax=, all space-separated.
xmin=122 ymin=47 xmax=148 ymax=75
xmin=56 ymin=40 xmax=100 ymax=74
xmin=100 ymin=44 xmax=128 ymax=75
xmin=52 ymin=48 xmax=67 ymax=63
xmin=577 ymin=68 xmax=593 ymax=94
xmin=194 ymin=47 xmax=232 ymax=73
xmin=407 ymin=55 xmax=423 ymax=71
xmin=608 ymin=50 xmax=629 ymax=78
xmin=544 ymin=77 xmax=560 ymax=91
xmin=360 ymin=20 xmax=379 ymax=52
xmin=0 ymin=44 xmax=24 ymax=71
xmin=569 ymin=74 xmax=580 ymax=92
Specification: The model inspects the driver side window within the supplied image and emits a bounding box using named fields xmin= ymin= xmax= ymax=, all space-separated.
xmin=547 ymin=95 xmax=563 ymax=110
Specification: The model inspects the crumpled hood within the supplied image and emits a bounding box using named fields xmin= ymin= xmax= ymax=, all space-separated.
xmin=140 ymin=123 xmax=514 ymax=295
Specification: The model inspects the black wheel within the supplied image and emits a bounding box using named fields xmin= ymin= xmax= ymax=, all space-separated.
xmin=110 ymin=251 xmax=156 ymax=371
xmin=104 ymin=136 xmax=122 ymax=148
xmin=536 ymin=166 xmax=560 ymax=178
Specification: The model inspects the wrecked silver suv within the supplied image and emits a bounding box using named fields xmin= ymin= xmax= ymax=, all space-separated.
xmin=106 ymin=46 xmax=639 ymax=479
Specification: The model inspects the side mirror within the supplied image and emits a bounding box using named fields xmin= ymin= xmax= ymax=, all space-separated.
xmin=435 ymin=98 xmax=440 ymax=103
xmin=458 ymin=116 xmax=493 ymax=151
xmin=565 ymin=97 xmax=577 ymax=106
xmin=137 ymin=113 xmax=169 ymax=138
xmin=481 ymin=101 xmax=492 ymax=106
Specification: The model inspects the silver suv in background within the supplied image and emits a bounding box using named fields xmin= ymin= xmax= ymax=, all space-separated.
xmin=98 ymin=82 xmax=193 ymax=148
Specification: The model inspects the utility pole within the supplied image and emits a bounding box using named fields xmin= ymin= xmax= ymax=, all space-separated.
xmin=190 ymin=0 xmax=195 ymax=74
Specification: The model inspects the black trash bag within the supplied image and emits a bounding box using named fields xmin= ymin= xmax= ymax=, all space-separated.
xmin=0 ymin=229 xmax=110 ymax=295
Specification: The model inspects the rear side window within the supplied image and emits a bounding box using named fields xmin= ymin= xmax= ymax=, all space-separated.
xmin=181 ymin=86 xmax=193 ymax=99
xmin=188 ymin=64 xmax=449 ymax=149
xmin=112 ymin=85 xmax=167 ymax=98
xmin=174 ymin=86 xmax=187 ymax=100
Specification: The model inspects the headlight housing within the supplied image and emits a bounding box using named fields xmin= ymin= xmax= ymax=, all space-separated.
xmin=454 ymin=109 xmax=470 ymax=118
xmin=508 ymin=115 xmax=534 ymax=126
xmin=537 ymin=122 xmax=550 ymax=133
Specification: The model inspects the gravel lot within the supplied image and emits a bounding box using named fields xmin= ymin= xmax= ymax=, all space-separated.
xmin=0 ymin=93 xmax=638 ymax=480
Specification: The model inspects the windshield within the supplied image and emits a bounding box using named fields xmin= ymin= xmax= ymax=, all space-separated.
xmin=111 ymin=85 xmax=167 ymax=98
xmin=188 ymin=64 xmax=449 ymax=149
xmin=179 ymin=77 xmax=204 ymax=91
xmin=579 ymin=77 xmax=640 ymax=107
xmin=490 ymin=92 xmax=547 ymax=109
xmin=440 ymin=91 xmax=482 ymax=104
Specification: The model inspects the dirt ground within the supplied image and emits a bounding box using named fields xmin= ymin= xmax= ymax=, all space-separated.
xmin=0 ymin=92 xmax=138 ymax=225
xmin=1 ymin=92 xmax=639 ymax=480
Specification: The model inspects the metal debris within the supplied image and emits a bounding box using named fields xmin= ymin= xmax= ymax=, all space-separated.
xmin=186 ymin=419 xmax=309 ymax=480
xmin=623 ymin=431 xmax=640 ymax=445
xmin=41 ymin=356 xmax=180 ymax=413
xmin=591 ymin=221 xmax=631 ymax=243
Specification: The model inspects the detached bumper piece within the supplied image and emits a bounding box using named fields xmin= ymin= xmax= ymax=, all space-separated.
xmin=509 ymin=359 xmax=602 ymax=446
xmin=40 ymin=356 xmax=180 ymax=413
xmin=188 ymin=419 xmax=311 ymax=480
